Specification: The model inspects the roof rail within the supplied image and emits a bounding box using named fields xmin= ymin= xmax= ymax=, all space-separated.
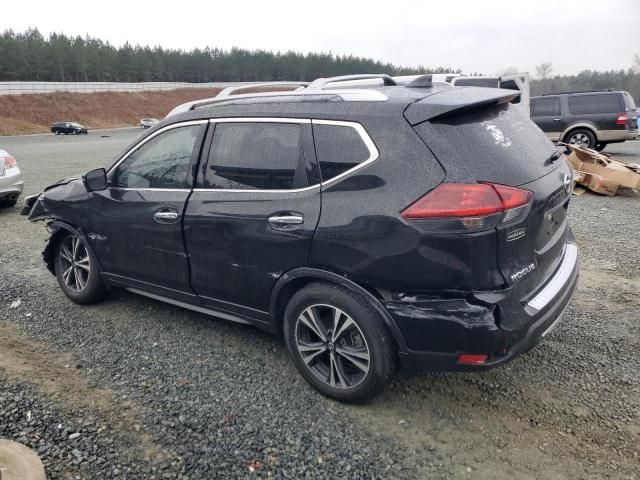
xmin=216 ymin=81 xmax=309 ymax=98
xmin=165 ymin=73 xmax=404 ymax=117
xmin=406 ymin=75 xmax=433 ymax=88
xmin=542 ymin=89 xmax=614 ymax=96
xmin=308 ymin=74 xmax=398 ymax=89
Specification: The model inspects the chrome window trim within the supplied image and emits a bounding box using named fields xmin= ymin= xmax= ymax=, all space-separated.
xmin=110 ymin=187 xmax=190 ymax=192
xmin=108 ymin=117 xmax=379 ymax=194
xmin=208 ymin=117 xmax=311 ymax=124
xmin=107 ymin=119 xmax=208 ymax=176
xmin=193 ymin=117 xmax=379 ymax=194
xmin=311 ymin=119 xmax=379 ymax=189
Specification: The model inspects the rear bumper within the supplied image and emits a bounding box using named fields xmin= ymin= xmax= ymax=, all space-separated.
xmin=0 ymin=169 xmax=24 ymax=200
xmin=385 ymin=241 xmax=579 ymax=373
xmin=598 ymin=129 xmax=638 ymax=142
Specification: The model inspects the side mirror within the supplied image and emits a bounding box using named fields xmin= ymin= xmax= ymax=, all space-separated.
xmin=83 ymin=168 xmax=107 ymax=192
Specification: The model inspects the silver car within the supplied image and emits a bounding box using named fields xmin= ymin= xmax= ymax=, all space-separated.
xmin=0 ymin=149 xmax=24 ymax=207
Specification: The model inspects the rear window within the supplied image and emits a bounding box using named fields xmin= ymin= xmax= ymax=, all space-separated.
xmin=531 ymin=97 xmax=561 ymax=117
xmin=312 ymin=123 xmax=371 ymax=181
xmin=568 ymin=94 xmax=622 ymax=115
xmin=421 ymin=103 xmax=558 ymax=186
xmin=623 ymin=92 xmax=636 ymax=111
xmin=453 ymin=78 xmax=501 ymax=88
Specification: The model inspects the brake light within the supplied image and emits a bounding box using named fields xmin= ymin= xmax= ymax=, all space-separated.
xmin=616 ymin=113 xmax=628 ymax=125
xmin=402 ymin=183 xmax=531 ymax=220
xmin=3 ymin=155 xmax=17 ymax=169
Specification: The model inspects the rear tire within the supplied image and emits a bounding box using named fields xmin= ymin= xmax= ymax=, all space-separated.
xmin=595 ymin=142 xmax=608 ymax=152
xmin=0 ymin=199 xmax=17 ymax=208
xmin=564 ymin=128 xmax=596 ymax=149
xmin=283 ymin=282 xmax=396 ymax=403
xmin=55 ymin=232 xmax=106 ymax=304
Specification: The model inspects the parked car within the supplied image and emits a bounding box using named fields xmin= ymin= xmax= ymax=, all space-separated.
xmin=23 ymin=74 xmax=579 ymax=402
xmin=530 ymin=90 xmax=638 ymax=151
xmin=51 ymin=122 xmax=88 ymax=135
xmin=0 ymin=149 xmax=24 ymax=207
xmin=140 ymin=118 xmax=159 ymax=128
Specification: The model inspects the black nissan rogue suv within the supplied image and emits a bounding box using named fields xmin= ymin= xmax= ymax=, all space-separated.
xmin=23 ymin=74 xmax=579 ymax=402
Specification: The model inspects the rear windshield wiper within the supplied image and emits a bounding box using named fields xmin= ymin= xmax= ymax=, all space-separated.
xmin=545 ymin=151 xmax=563 ymax=166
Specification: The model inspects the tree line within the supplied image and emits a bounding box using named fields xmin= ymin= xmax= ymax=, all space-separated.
xmin=0 ymin=28 xmax=455 ymax=83
xmin=531 ymin=61 xmax=640 ymax=101
xmin=2 ymin=29 xmax=638 ymax=103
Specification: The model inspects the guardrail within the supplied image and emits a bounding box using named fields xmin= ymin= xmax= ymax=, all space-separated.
xmin=0 ymin=81 xmax=253 ymax=95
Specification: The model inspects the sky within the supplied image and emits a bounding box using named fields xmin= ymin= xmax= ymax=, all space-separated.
xmin=3 ymin=0 xmax=640 ymax=76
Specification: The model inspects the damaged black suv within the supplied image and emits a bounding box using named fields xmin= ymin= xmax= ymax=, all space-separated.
xmin=24 ymin=74 xmax=579 ymax=402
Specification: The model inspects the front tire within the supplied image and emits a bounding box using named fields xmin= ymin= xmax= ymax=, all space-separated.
xmin=55 ymin=232 xmax=106 ymax=304
xmin=283 ymin=283 xmax=396 ymax=403
xmin=565 ymin=128 xmax=596 ymax=149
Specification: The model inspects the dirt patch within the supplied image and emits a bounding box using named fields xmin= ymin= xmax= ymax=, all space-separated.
xmin=0 ymin=85 xmax=299 ymax=136
xmin=0 ymin=89 xmax=219 ymax=136
xmin=0 ymin=320 xmax=169 ymax=463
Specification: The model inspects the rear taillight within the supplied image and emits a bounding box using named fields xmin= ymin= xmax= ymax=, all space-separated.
xmin=3 ymin=155 xmax=17 ymax=169
xmin=401 ymin=183 xmax=532 ymax=232
xmin=616 ymin=113 xmax=629 ymax=125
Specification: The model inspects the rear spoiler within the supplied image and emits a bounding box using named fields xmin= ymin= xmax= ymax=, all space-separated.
xmin=404 ymin=87 xmax=520 ymax=125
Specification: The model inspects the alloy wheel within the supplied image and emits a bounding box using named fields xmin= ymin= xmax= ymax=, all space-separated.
xmin=568 ymin=132 xmax=591 ymax=147
xmin=294 ymin=304 xmax=371 ymax=389
xmin=59 ymin=235 xmax=91 ymax=292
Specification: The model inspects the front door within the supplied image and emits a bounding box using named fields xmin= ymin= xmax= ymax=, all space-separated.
xmin=183 ymin=119 xmax=321 ymax=322
xmin=90 ymin=121 xmax=207 ymax=302
xmin=531 ymin=96 xmax=562 ymax=140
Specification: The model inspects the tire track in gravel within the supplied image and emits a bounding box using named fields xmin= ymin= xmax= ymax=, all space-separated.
xmin=0 ymin=320 xmax=174 ymax=465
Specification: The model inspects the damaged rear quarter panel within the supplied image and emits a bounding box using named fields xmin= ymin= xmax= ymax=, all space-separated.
xmin=384 ymin=295 xmax=507 ymax=354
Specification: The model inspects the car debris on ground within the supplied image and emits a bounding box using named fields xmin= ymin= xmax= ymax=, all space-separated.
xmin=567 ymin=144 xmax=640 ymax=196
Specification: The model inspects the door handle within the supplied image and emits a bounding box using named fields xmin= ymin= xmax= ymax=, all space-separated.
xmin=553 ymin=118 xmax=561 ymax=121
xmin=153 ymin=210 xmax=179 ymax=224
xmin=268 ymin=215 xmax=304 ymax=225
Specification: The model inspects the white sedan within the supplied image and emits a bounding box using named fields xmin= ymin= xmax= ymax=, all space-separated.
xmin=0 ymin=149 xmax=24 ymax=207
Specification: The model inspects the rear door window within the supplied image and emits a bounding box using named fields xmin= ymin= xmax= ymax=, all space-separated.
xmin=205 ymin=122 xmax=307 ymax=190
xmin=568 ymin=94 xmax=622 ymax=114
xmin=531 ymin=97 xmax=561 ymax=117
xmin=312 ymin=123 xmax=371 ymax=181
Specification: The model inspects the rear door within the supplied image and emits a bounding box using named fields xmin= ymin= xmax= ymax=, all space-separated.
xmin=566 ymin=93 xmax=624 ymax=133
xmin=183 ymin=118 xmax=321 ymax=321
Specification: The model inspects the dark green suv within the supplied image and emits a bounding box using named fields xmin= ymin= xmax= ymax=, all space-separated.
xmin=531 ymin=90 xmax=638 ymax=151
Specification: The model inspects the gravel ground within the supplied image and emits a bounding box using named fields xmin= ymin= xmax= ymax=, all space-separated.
xmin=0 ymin=131 xmax=639 ymax=479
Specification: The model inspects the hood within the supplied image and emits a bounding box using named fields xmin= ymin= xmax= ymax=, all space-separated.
xmin=44 ymin=175 xmax=82 ymax=192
